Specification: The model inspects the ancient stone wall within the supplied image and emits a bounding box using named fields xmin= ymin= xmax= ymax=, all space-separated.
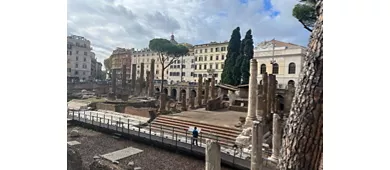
xmin=124 ymin=106 xmax=154 ymax=118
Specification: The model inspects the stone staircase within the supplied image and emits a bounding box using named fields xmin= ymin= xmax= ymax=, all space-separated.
xmin=150 ymin=115 xmax=242 ymax=148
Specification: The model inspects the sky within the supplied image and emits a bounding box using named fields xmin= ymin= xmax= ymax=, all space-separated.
xmin=67 ymin=0 xmax=311 ymax=64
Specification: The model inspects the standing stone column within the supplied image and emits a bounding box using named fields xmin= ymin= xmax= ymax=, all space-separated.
xmin=269 ymin=74 xmax=276 ymax=114
xmin=131 ymin=64 xmax=136 ymax=94
xmin=246 ymin=59 xmax=258 ymax=123
xmin=122 ymin=65 xmax=127 ymax=90
xmin=140 ymin=63 xmax=145 ymax=94
xmin=251 ymin=120 xmax=263 ymax=170
xmin=204 ymin=80 xmax=210 ymax=105
xmin=205 ymin=139 xmax=221 ymax=170
xmin=145 ymin=70 xmax=150 ymax=96
xmin=111 ymin=69 xmax=117 ymax=94
xmin=211 ymin=75 xmax=216 ymax=99
xmin=197 ymin=75 xmax=203 ymax=106
xmin=148 ymin=59 xmax=155 ymax=97
xmin=270 ymin=113 xmax=282 ymax=161
xmin=262 ymin=73 xmax=268 ymax=115
xmin=181 ymin=93 xmax=187 ymax=111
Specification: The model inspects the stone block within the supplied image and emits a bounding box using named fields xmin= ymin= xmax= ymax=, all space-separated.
xmin=70 ymin=130 xmax=80 ymax=138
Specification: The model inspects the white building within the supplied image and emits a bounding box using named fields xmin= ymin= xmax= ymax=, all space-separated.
xmin=254 ymin=39 xmax=307 ymax=89
xmin=167 ymin=48 xmax=196 ymax=83
xmin=67 ymin=35 xmax=95 ymax=82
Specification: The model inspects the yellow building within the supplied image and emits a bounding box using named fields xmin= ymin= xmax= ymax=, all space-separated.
xmin=193 ymin=41 xmax=229 ymax=83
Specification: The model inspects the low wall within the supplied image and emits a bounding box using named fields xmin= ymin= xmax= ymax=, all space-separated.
xmin=96 ymin=103 xmax=127 ymax=112
xmin=124 ymin=106 xmax=155 ymax=118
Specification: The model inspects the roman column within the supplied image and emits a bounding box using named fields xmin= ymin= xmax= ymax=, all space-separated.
xmin=270 ymin=113 xmax=282 ymax=161
xmin=251 ymin=120 xmax=263 ymax=170
xmin=205 ymin=139 xmax=221 ymax=170
xmin=246 ymin=59 xmax=258 ymax=122
xmin=204 ymin=80 xmax=210 ymax=105
xmin=197 ymin=75 xmax=203 ymax=106
xmin=148 ymin=59 xmax=155 ymax=97
xmin=131 ymin=64 xmax=136 ymax=94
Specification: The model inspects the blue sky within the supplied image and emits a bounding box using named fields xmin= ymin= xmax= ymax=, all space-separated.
xmin=67 ymin=0 xmax=310 ymax=63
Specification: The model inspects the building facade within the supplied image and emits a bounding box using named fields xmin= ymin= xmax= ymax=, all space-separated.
xmin=96 ymin=62 xmax=103 ymax=80
xmin=193 ymin=41 xmax=229 ymax=83
xmin=110 ymin=48 xmax=132 ymax=83
xmin=67 ymin=35 xmax=95 ymax=82
xmin=254 ymin=39 xmax=306 ymax=89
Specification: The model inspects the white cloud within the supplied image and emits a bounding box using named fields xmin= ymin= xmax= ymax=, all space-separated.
xmin=67 ymin=0 xmax=310 ymax=63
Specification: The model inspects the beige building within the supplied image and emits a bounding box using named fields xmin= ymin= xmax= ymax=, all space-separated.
xmin=193 ymin=41 xmax=229 ymax=83
xmin=254 ymin=39 xmax=307 ymax=89
xmin=110 ymin=48 xmax=132 ymax=82
xmin=67 ymin=35 xmax=95 ymax=82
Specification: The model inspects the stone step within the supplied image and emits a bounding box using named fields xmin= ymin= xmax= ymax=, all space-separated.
xmin=153 ymin=119 xmax=239 ymax=140
xmin=158 ymin=115 xmax=242 ymax=133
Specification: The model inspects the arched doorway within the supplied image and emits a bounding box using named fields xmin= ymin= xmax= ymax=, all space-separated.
xmin=155 ymin=87 xmax=160 ymax=92
xmin=171 ymin=88 xmax=177 ymax=99
xmin=276 ymin=95 xmax=284 ymax=112
xmin=163 ymin=88 xmax=168 ymax=94
xmin=191 ymin=89 xmax=197 ymax=98
xmin=179 ymin=89 xmax=186 ymax=101
xmin=288 ymin=80 xmax=295 ymax=87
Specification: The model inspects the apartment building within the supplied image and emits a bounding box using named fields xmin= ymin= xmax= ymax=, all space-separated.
xmin=193 ymin=41 xmax=229 ymax=83
xmin=254 ymin=39 xmax=306 ymax=89
xmin=110 ymin=48 xmax=132 ymax=83
xmin=67 ymin=35 xmax=95 ymax=82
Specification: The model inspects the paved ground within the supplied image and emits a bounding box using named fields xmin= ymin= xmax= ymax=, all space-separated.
xmin=67 ymin=126 xmax=234 ymax=170
xmin=167 ymin=108 xmax=247 ymax=128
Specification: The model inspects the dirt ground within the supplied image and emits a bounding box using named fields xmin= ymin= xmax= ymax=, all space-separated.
xmin=167 ymin=108 xmax=246 ymax=128
xmin=67 ymin=126 xmax=234 ymax=170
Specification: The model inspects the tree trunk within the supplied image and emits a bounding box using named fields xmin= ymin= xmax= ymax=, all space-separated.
xmin=161 ymin=63 xmax=165 ymax=93
xmin=278 ymin=0 xmax=323 ymax=170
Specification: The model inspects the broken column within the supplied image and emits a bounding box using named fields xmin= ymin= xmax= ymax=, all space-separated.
xmin=205 ymin=139 xmax=221 ymax=170
xmin=145 ymin=70 xmax=150 ymax=96
xmin=262 ymin=73 xmax=268 ymax=114
xmin=181 ymin=93 xmax=187 ymax=111
xmin=284 ymin=84 xmax=295 ymax=115
xmin=121 ymin=65 xmax=129 ymax=101
xmin=197 ymin=75 xmax=203 ymax=107
xmin=148 ymin=59 xmax=155 ymax=97
xmin=270 ymin=113 xmax=282 ymax=161
xmin=251 ymin=120 xmax=263 ymax=170
xmin=131 ymin=64 xmax=136 ymax=94
xmin=210 ymin=75 xmax=216 ymax=99
xmin=204 ymin=80 xmax=210 ymax=105
xmin=268 ymin=74 xmax=276 ymax=114
xmin=245 ymin=59 xmax=258 ymax=123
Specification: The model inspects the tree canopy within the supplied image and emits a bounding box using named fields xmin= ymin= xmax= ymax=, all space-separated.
xmin=240 ymin=29 xmax=254 ymax=84
xmin=292 ymin=0 xmax=317 ymax=32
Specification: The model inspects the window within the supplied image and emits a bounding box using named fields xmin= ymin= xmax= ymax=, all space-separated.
xmin=216 ymin=55 xmax=219 ymax=60
xmin=75 ymin=63 xmax=78 ymax=68
xmin=191 ymin=72 xmax=194 ymax=76
xmin=209 ymin=64 xmax=213 ymax=69
xmin=182 ymin=65 xmax=186 ymax=68
xmin=272 ymin=63 xmax=279 ymax=74
xmin=288 ymin=62 xmax=296 ymax=74
xmin=210 ymin=48 xmax=213 ymax=52
xmin=199 ymin=57 xmax=203 ymax=61
xmin=221 ymin=55 xmax=225 ymax=60
xmin=195 ymin=50 xmax=198 ymax=54
xmin=221 ymin=64 xmax=224 ymax=69
xmin=200 ymin=49 xmax=203 ymax=53
xmin=76 ymin=56 xmax=79 ymax=61
xmin=178 ymin=60 xmax=181 ymax=64
xmin=191 ymin=59 xmax=194 ymax=63
xmin=221 ymin=47 xmax=226 ymax=51
xmin=288 ymin=80 xmax=295 ymax=87
xmin=83 ymin=71 xmax=86 ymax=75
xmin=182 ymin=72 xmax=185 ymax=76
xmin=199 ymin=65 xmax=202 ymax=70
xmin=215 ymin=47 xmax=219 ymax=52
xmin=84 ymin=52 xmax=87 ymax=55
xmin=76 ymin=51 xmax=79 ymax=54
xmin=204 ymin=56 xmax=207 ymax=61
xmin=260 ymin=64 xmax=266 ymax=74
xmin=214 ymin=74 xmax=218 ymax=78
xmin=195 ymin=57 xmax=197 ymax=61
xmin=210 ymin=55 xmax=213 ymax=61
xmin=204 ymin=64 xmax=207 ymax=69
xmin=191 ymin=64 xmax=195 ymax=68
xmin=215 ymin=63 xmax=219 ymax=69
xmin=84 ymin=57 xmax=86 ymax=62
xmin=170 ymin=65 xmax=173 ymax=68
xmin=156 ymin=70 xmax=159 ymax=74
xmin=75 ymin=71 xmax=79 ymax=75
xmin=67 ymin=68 xmax=71 ymax=72
xmin=195 ymin=65 xmax=197 ymax=70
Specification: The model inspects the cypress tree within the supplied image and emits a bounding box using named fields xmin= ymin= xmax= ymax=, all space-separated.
xmin=240 ymin=29 xmax=254 ymax=84
xmin=221 ymin=27 xmax=241 ymax=85
xmin=234 ymin=36 xmax=246 ymax=85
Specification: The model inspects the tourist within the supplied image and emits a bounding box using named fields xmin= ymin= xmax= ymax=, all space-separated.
xmin=192 ymin=126 xmax=199 ymax=146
